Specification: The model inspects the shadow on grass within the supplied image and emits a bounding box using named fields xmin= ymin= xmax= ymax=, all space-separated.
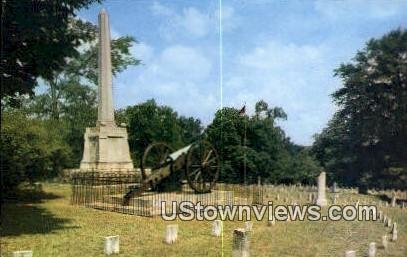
xmin=3 ymin=189 xmax=61 ymax=204
xmin=376 ymin=194 xmax=391 ymax=202
xmin=375 ymin=193 xmax=406 ymax=205
xmin=1 ymin=189 xmax=79 ymax=236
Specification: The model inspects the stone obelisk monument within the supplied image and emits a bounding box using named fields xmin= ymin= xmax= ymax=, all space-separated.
xmin=80 ymin=9 xmax=134 ymax=172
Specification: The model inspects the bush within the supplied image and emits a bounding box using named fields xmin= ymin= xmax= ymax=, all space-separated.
xmin=1 ymin=111 xmax=72 ymax=197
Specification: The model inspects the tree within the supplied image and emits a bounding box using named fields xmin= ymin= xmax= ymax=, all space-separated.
xmin=206 ymin=107 xmax=245 ymax=183
xmin=118 ymin=99 xmax=186 ymax=166
xmin=1 ymin=0 xmax=101 ymax=102
xmin=206 ymin=100 xmax=319 ymax=184
xmin=1 ymin=110 xmax=72 ymax=195
xmin=178 ymin=116 xmax=202 ymax=144
xmin=313 ymin=29 xmax=407 ymax=191
xmin=27 ymin=20 xmax=139 ymax=121
xmin=312 ymin=114 xmax=357 ymax=186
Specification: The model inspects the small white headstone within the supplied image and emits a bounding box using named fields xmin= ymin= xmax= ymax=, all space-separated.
xmin=382 ymin=235 xmax=388 ymax=250
xmin=387 ymin=218 xmax=392 ymax=227
xmin=378 ymin=211 xmax=383 ymax=221
xmin=164 ymin=224 xmax=178 ymax=244
xmin=344 ymin=250 xmax=356 ymax=257
xmin=212 ymin=220 xmax=223 ymax=237
xmin=391 ymin=194 xmax=396 ymax=207
xmin=333 ymin=195 xmax=337 ymax=205
xmin=391 ymin=223 xmax=397 ymax=241
xmin=391 ymin=222 xmax=397 ymax=233
xmin=104 ymin=235 xmax=119 ymax=255
xmin=331 ymin=182 xmax=339 ymax=193
xmin=245 ymin=221 xmax=253 ymax=232
xmin=12 ymin=251 xmax=33 ymax=257
xmin=368 ymin=242 xmax=376 ymax=257
xmin=392 ymin=229 xmax=398 ymax=242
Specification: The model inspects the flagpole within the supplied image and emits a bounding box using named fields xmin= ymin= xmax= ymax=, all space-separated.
xmin=243 ymin=101 xmax=247 ymax=185
xmin=219 ymin=1 xmax=224 ymax=257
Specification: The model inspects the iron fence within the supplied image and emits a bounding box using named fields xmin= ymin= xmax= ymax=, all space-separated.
xmin=71 ymin=173 xmax=268 ymax=217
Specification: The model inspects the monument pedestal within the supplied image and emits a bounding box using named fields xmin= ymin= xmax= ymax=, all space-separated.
xmin=80 ymin=124 xmax=134 ymax=171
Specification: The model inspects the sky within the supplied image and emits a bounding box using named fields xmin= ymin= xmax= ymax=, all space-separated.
xmin=75 ymin=0 xmax=407 ymax=145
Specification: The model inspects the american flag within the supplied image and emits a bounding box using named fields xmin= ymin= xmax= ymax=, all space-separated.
xmin=238 ymin=105 xmax=246 ymax=116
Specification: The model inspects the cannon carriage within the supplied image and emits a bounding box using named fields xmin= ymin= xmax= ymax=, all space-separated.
xmin=123 ymin=140 xmax=220 ymax=205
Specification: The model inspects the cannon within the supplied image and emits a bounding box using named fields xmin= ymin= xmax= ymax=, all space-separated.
xmin=123 ymin=140 xmax=220 ymax=205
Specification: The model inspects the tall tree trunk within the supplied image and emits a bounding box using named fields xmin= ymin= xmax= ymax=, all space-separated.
xmin=50 ymin=79 xmax=59 ymax=120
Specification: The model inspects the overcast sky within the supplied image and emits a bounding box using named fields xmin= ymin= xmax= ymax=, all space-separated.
xmin=76 ymin=0 xmax=407 ymax=145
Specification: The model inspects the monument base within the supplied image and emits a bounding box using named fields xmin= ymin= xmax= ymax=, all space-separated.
xmin=80 ymin=162 xmax=134 ymax=171
xmin=80 ymin=124 xmax=134 ymax=171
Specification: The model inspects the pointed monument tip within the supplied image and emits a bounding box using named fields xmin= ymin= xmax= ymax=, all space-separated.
xmin=100 ymin=8 xmax=107 ymax=14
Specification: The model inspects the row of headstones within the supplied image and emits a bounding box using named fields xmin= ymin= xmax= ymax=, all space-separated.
xmin=11 ymin=211 xmax=398 ymax=257
xmin=255 ymin=177 xmax=392 ymax=207
xmin=106 ymin=221 xmax=255 ymax=256
xmin=266 ymin=191 xmax=406 ymax=209
xmin=10 ymin=221 xmax=253 ymax=257
xmin=343 ymin=210 xmax=398 ymax=257
xmin=241 ymin=175 xmax=404 ymax=208
xmin=111 ymin=216 xmax=395 ymax=257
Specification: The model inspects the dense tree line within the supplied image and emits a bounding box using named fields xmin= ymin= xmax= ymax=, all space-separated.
xmin=206 ymin=101 xmax=320 ymax=185
xmin=116 ymin=99 xmax=320 ymax=185
xmin=312 ymin=29 xmax=407 ymax=192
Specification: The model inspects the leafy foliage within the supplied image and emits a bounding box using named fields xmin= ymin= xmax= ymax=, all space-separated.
xmin=206 ymin=101 xmax=321 ymax=184
xmin=117 ymin=99 xmax=202 ymax=166
xmin=312 ymin=29 xmax=407 ymax=191
xmin=1 ymin=0 xmax=101 ymax=102
xmin=1 ymin=111 xmax=72 ymax=194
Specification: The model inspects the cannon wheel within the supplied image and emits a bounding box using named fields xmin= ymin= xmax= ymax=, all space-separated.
xmin=186 ymin=140 xmax=220 ymax=193
xmin=141 ymin=142 xmax=174 ymax=181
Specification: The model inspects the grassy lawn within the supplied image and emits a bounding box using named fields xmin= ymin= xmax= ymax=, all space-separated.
xmin=1 ymin=183 xmax=406 ymax=257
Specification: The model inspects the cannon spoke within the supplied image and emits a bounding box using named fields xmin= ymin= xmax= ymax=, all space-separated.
xmin=190 ymin=168 xmax=201 ymax=176
xmin=186 ymin=140 xmax=220 ymax=193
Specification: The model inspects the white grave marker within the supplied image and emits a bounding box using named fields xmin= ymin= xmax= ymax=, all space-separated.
xmin=368 ymin=242 xmax=376 ymax=257
xmin=104 ymin=235 xmax=119 ymax=255
xmin=164 ymin=224 xmax=178 ymax=244
xmin=344 ymin=250 xmax=356 ymax=257
xmin=12 ymin=251 xmax=33 ymax=257
xmin=212 ymin=220 xmax=223 ymax=237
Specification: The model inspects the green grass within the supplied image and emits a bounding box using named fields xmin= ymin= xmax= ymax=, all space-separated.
xmin=1 ymin=183 xmax=406 ymax=257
